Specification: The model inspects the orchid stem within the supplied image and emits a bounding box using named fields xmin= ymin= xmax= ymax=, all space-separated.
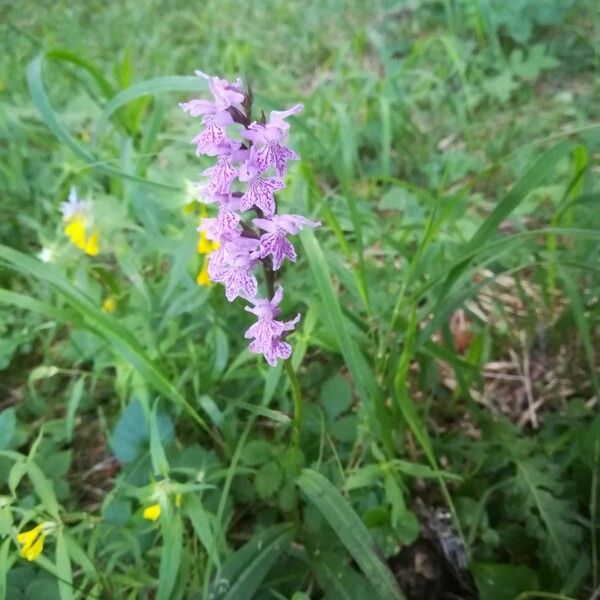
xmin=284 ymin=359 xmax=302 ymax=447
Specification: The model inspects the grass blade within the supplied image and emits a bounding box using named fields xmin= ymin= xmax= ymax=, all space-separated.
xmin=297 ymin=469 xmax=404 ymax=600
xmin=55 ymin=530 xmax=74 ymax=600
xmin=157 ymin=513 xmax=183 ymax=600
xmin=301 ymin=229 xmax=392 ymax=449
xmin=217 ymin=524 xmax=294 ymax=600
xmin=26 ymin=54 xmax=180 ymax=191
xmin=0 ymin=245 xmax=210 ymax=434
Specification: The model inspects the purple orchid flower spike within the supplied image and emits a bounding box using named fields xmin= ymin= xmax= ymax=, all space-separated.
xmin=203 ymin=155 xmax=239 ymax=196
xmin=181 ymin=73 xmax=318 ymax=365
xmin=238 ymin=162 xmax=284 ymax=216
xmin=194 ymin=71 xmax=245 ymax=111
xmin=253 ymin=214 xmax=320 ymax=270
xmin=244 ymin=287 xmax=301 ymax=366
xmin=198 ymin=194 xmax=243 ymax=241
xmin=208 ymin=234 xmax=259 ymax=301
xmin=243 ymin=104 xmax=303 ymax=177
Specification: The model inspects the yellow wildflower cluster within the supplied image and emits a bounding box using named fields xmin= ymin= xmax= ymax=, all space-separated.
xmin=64 ymin=216 xmax=99 ymax=256
xmin=61 ymin=187 xmax=99 ymax=256
xmin=16 ymin=523 xmax=53 ymax=561
xmin=196 ymin=206 xmax=219 ymax=287
xmin=182 ymin=191 xmax=219 ymax=287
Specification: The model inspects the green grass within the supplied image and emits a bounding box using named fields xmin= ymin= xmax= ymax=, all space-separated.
xmin=1 ymin=0 xmax=600 ymax=598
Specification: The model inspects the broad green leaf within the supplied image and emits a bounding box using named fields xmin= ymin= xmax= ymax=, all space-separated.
xmin=297 ymin=469 xmax=404 ymax=600
xmin=255 ymin=461 xmax=283 ymax=500
xmin=313 ymin=550 xmax=379 ymax=600
xmin=320 ymin=376 xmax=352 ymax=421
xmin=111 ymin=398 xmax=173 ymax=463
xmin=472 ymin=563 xmax=538 ymax=600
xmin=240 ymin=440 xmax=272 ymax=467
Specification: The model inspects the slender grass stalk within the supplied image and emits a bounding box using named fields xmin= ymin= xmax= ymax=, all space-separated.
xmin=284 ymin=359 xmax=303 ymax=447
xmin=514 ymin=593 xmax=578 ymax=600
xmin=592 ymin=440 xmax=599 ymax=589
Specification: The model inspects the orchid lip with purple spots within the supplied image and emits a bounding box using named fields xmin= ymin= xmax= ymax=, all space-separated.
xmin=181 ymin=73 xmax=319 ymax=365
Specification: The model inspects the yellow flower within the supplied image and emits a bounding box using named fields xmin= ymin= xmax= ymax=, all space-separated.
xmin=196 ymin=258 xmax=212 ymax=287
xmin=64 ymin=216 xmax=87 ymax=249
xmin=143 ymin=494 xmax=183 ymax=521
xmin=101 ymin=296 xmax=117 ymax=313
xmin=84 ymin=230 xmax=99 ymax=256
xmin=143 ymin=504 xmax=161 ymax=522
xmin=61 ymin=187 xmax=100 ymax=256
xmin=17 ymin=525 xmax=45 ymax=561
xmin=197 ymin=229 xmax=219 ymax=255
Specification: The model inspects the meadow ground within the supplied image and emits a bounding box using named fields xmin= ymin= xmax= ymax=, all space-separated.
xmin=1 ymin=1 xmax=599 ymax=598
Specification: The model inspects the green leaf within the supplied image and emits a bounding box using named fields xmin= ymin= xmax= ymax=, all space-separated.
xmin=240 ymin=440 xmax=272 ymax=467
xmin=55 ymin=530 xmax=73 ymax=600
xmin=255 ymin=461 xmax=283 ymax=500
xmin=237 ymin=401 xmax=292 ymax=425
xmin=510 ymin=454 xmax=581 ymax=574
xmin=26 ymin=462 xmax=60 ymax=520
xmin=110 ymin=398 xmax=173 ymax=463
xmin=0 ymin=538 xmax=14 ymax=600
xmin=481 ymin=70 xmax=518 ymax=103
xmin=472 ymin=562 xmax=538 ymax=600
xmin=149 ymin=400 xmax=170 ymax=476
xmin=64 ymin=379 xmax=84 ymax=443
xmin=313 ymin=550 xmax=379 ymax=600
xmin=0 ymin=408 xmax=16 ymax=450
xmin=102 ymin=498 xmax=131 ymax=526
xmin=63 ymin=533 xmax=97 ymax=580
xmin=24 ymin=579 xmax=59 ymax=600
xmin=183 ymin=494 xmax=220 ymax=568
xmin=321 ymin=376 xmax=352 ymax=421
xmin=214 ymin=524 xmax=294 ymax=600
xmin=157 ymin=513 xmax=183 ymax=600
xmin=330 ymin=415 xmax=357 ymax=443
xmin=297 ymin=469 xmax=404 ymax=600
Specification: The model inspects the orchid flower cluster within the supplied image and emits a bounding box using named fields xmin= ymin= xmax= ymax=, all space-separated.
xmin=181 ymin=71 xmax=319 ymax=366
